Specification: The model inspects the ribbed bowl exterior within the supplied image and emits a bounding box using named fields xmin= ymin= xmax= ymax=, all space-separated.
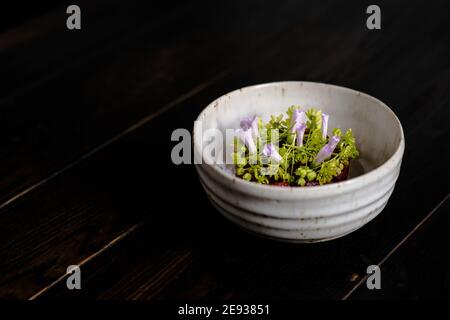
xmin=195 ymin=156 xmax=402 ymax=243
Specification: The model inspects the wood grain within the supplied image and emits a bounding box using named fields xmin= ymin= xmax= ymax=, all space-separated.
xmin=0 ymin=1 xmax=299 ymax=205
xmin=348 ymin=194 xmax=450 ymax=299
xmin=0 ymin=0 xmax=315 ymax=299
xmin=0 ymin=0 xmax=449 ymax=300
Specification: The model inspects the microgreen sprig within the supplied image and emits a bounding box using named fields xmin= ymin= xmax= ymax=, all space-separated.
xmin=232 ymin=106 xmax=359 ymax=186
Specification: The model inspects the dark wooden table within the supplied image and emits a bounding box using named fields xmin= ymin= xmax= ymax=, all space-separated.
xmin=0 ymin=0 xmax=449 ymax=300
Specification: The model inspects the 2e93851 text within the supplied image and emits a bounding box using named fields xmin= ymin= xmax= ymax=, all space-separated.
xmin=222 ymin=304 xmax=269 ymax=315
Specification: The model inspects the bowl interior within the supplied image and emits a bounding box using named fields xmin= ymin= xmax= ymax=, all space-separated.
xmin=195 ymin=82 xmax=403 ymax=179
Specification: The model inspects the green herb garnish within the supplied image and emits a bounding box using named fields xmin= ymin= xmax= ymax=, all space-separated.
xmin=232 ymin=106 xmax=359 ymax=186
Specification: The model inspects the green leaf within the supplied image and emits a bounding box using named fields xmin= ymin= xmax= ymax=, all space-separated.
xmin=232 ymin=107 xmax=359 ymax=186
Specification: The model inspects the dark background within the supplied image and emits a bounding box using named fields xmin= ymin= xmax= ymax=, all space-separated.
xmin=0 ymin=0 xmax=449 ymax=300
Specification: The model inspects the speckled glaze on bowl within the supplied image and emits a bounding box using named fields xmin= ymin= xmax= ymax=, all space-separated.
xmin=193 ymin=82 xmax=405 ymax=243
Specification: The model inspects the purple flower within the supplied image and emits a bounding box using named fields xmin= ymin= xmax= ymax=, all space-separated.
xmin=236 ymin=128 xmax=257 ymax=154
xmin=290 ymin=109 xmax=309 ymax=146
xmin=295 ymin=123 xmax=307 ymax=146
xmin=315 ymin=135 xmax=340 ymax=163
xmin=240 ymin=115 xmax=259 ymax=139
xmin=321 ymin=113 xmax=329 ymax=139
xmin=262 ymin=143 xmax=282 ymax=162
xmin=290 ymin=109 xmax=309 ymax=133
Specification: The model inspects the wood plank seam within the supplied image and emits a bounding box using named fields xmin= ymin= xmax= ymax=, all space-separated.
xmin=0 ymin=72 xmax=227 ymax=213
xmin=0 ymin=2 xmax=190 ymax=104
xmin=28 ymin=219 xmax=148 ymax=300
xmin=341 ymin=192 xmax=450 ymax=300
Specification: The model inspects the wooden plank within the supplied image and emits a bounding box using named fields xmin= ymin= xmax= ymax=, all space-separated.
xmin=0 ymin=0 xmax=185 ymax=97
xmin=0 ymin=0 xmax=320 ymax=298
xmin=35 ymin=0 xmax=450 ymax=298
xmin=0 ymin=0 xmax=298 ymax=206
xmin=347 ymin=195 xmax=450 ymax=299
xmin=0 ymin=1 xmax=64 ymax=31
xmin=2 ymin=0 xmax=450 ymax=300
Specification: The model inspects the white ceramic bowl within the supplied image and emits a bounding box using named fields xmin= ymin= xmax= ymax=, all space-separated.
xmin=193 ymin=81 xmax=405 ymax=243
